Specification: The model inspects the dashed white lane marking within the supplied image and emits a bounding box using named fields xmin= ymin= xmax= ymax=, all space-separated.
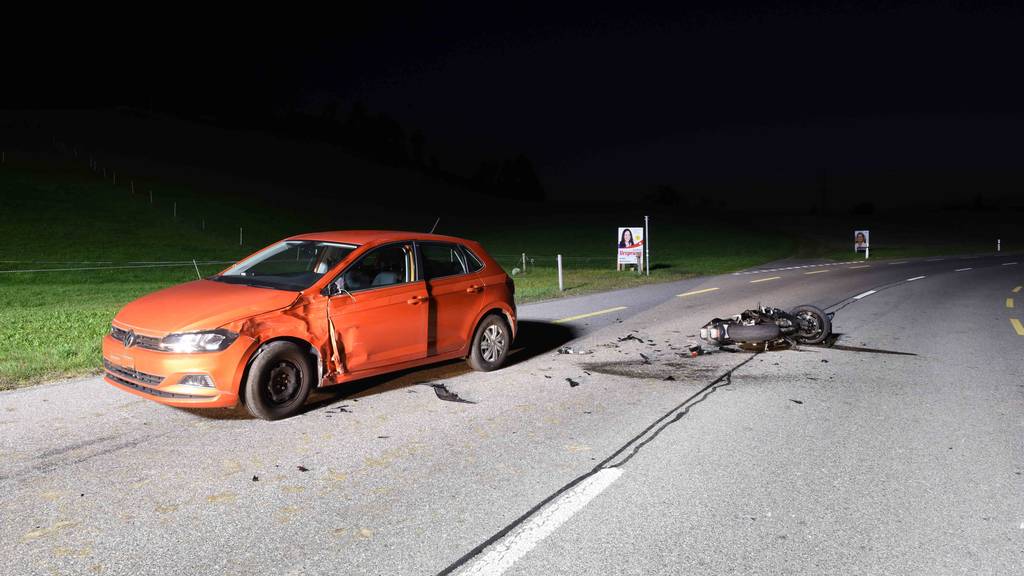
xmin=888 ymin=261 xmax=908 ymax=265
xmin=1003 ymin=262 xmax=1019 ymax=266
xmin=804 ymin=270 xmax=830 ymax=275
xmin=955 ymin=267 xmax=973 ymax=272
xmin=853 ymin=290 xmax=877 ymax=300
xmin=553 ymin=306 xmax=628 ymax=324
xmin=1008 ymin=298 xmax=1015 ymax=309
xmin=732 ymin=261 xmax=860 ymax=276
xmin=906 ymin=276 xmax=926 ymax=282
xmin=677 ymin=287 xmax=719 ymax=298
xmin=456 ymin=468 xmax=624 ymax=576
xmin=750 ymin=276 xmax=781 ymax=283
xmin=848 ymin=265 xmax=870 ymax=269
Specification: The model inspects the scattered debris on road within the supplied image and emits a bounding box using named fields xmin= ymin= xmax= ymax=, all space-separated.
xmin=566 ymin=378 xmax=580 ymax=387
xmin=428 ymin=383 xmax=476 ymax=404
xmin=617 ymin=334 xmax=644 ymax=343
xmin=664 ymin=375 xmax=676 ymax=381
xmin=557 ymin=346 xmax=592 ymax=355
xmin=639 ymin=353 xmax=651 ymax=364
xmin=252 ymin=475 xmax=259 ymax=482
xmin=297 ymin=465 xmax=310 ymax=472
xmin=789 ymin=399 xmax=804 ymax=404
xmin=324 ymin=405 xmax=352 ymax=417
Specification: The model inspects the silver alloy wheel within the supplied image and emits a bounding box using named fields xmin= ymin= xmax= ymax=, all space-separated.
xmin=480 ymin=324 xmax=506 ymax=363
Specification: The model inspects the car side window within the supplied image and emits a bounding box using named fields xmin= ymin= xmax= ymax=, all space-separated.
xmin=341 ymin=244 xmax=411 ymax=291
xmin=461 ymin=246 xmax=485 ymax=273
xmin=420 ymin=243 xmax=468 ymax=280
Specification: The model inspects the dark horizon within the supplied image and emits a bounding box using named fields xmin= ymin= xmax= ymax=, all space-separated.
xmin=4 ymin=3 xmax=1023 ymax=210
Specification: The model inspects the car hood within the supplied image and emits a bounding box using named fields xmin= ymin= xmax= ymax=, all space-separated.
xmin=113 ymin=279 xmax=300 ymax=335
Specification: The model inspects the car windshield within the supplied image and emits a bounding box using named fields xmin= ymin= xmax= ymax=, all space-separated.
xmin=213 ymin=240 xmax=357 ymax=291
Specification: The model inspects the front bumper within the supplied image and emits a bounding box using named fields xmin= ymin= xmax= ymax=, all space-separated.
xmin=101 ymin=333 xmax=256 ymax=408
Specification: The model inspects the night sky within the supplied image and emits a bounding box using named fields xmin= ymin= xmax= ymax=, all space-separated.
xmin=7 ymin=3 xmax=1024 ymax=207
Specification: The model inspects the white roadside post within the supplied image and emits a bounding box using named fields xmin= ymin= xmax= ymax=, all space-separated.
xmin=997 ymin=238 xmax=1001 ymax=252
xmin=557 ymin=254 xmax=564 ymax=292
xmin=644 ymin=215 xmax=650 ymax=276
xmin=522 ymin=252 xmax=527 ymax=274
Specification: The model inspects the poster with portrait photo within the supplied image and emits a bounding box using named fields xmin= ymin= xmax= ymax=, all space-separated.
xmin=617 ymin=227 xmax=644 ymax=265
xmin=854 ymin=230 xmax=870 ymax=252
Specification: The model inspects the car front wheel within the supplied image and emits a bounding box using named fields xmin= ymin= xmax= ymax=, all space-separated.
xmin=243 ymin=341 xmax=314 ymax=420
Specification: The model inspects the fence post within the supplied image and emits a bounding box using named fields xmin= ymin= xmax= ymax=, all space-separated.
xmin=240 ymin=227 xmax=243 ymax=246
xmin=557 ymin=254 xmax=564 ymax=292
xmin=521 ymin=253 xmax=526 ymax=274
xmin=997 ymin=238 xmax=1001 ymax=252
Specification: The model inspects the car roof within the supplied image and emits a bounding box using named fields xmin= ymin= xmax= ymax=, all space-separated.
xmin=285 ymin=230 xmax=476 ymax=246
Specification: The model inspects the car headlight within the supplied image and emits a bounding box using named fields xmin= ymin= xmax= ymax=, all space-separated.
xmin=159 ymin=330 xmax=238 ymax=353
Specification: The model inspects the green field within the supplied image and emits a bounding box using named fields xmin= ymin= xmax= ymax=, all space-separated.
xmin=2 ymin=157 xmax=1012 ymax=389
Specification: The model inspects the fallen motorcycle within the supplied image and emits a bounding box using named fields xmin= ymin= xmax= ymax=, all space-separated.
xmin=699 ymin=304 xmax=832 ymax=347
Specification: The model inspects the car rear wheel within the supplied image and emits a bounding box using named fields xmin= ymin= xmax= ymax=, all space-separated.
xmin=467 ymin=314 xmax=511 ymax=372
xmin=244 ymin=341 xmax=314 ymax=420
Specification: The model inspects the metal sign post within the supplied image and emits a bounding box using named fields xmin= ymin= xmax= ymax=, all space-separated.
xmin=644 ymin=215 xmax=650 ymax=276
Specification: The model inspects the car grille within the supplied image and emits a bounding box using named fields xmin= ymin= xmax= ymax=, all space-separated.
xmin=102 ymin=358 xmax=165 ymax=387
xmin=104 ymin=371 xmax=201 ymax=399
xmin=110 ymin=326 xmax=162 ymax=351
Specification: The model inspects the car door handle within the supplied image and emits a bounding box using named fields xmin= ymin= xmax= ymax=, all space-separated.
xmin=406 ymin=295 xmax=428 ymax=305
xmin=466 ymin=285 xmax=483 ymax=293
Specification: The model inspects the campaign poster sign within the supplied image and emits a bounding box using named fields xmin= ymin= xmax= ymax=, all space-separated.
xmin=617 ymin=227 xmax=644 ymax=264
xmin=854 ymin=230 xmax=870 ymax=252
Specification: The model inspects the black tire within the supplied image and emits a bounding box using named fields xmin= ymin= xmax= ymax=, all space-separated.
xmin=466 ymin=314 xmax=511 ymax=372
xmin=790 ymin=305 xmax=831 ymax=344
xmin=726 ymin=322 xmax=781 ymax=343
xmin=243 ymin=341 xmax=314 ymax=420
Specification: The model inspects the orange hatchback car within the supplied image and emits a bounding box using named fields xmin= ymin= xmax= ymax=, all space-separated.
xmin=103 ymin=231 xmax=516 ymax=420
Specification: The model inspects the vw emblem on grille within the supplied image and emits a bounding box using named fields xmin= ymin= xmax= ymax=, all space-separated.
xmin=123 ymin=330 xmax=137 ymax=349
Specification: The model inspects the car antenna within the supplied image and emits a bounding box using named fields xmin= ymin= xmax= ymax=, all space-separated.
xmin=192 ymin=258 xmax=202 ymax=280
xmin=429 ymin=217 xmax=440 ymax=234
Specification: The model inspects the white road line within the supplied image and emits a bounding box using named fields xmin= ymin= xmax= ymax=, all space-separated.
xmin=1003 ymin=262 xmax=1018 ymax=266
xmin=888 ymin=261 xmax=908 ymax=265
xmin=848 ymin=265 xmax=870 ymax=269
xmin=456 ymin=468 xmax=624 ymax=576
xmin=955 ymin=267 xmax=972 ymax=272
xmin=853 ymin=290 xmax=877 ymax=300
xmin=553 ymin=306 xmax=628 ymax=324
xmin=906 ymin=276 xmax=926 ymax=282
xmin=926 ymin=258 xmax=945 ymax=262
xmin=750 ymin=276 xmax=781 ymax=283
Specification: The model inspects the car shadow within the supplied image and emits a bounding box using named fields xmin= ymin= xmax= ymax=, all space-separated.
xmin=306 ymin=320 xmax=578 ymax=408
xmin=178 ymin=320 xmax=577 ymax=420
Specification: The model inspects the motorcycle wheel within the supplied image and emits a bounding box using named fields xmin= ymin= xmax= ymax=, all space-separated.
xmin=726 ymin=323 xmax=781 ymax=343
xmin=791 ymin=305 xmax=831 ymax=344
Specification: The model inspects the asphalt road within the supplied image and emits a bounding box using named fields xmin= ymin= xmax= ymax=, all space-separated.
xmin=2 ymin=252 xmax=1021 ymax=575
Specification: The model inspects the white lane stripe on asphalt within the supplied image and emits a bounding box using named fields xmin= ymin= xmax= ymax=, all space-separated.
xmin=888 ymin=261 xmax=908 ymax=265
xmin=853 ymin=290 xmax=877 ymax=300
xmin=955 ymin=267 xmax=972 ymax=272
xmin=906 ymin=276 xmax=926 ymax=282
xmin=552 ymin=306 xmax=628 ymax=324
xmin=1003 ymin=262 xmax=1018 ymax=266
xmin=456 ymin=468 xmax=624 ymax=576
xmin=848 ymin=265 xmax=870 ymax=269
xmin=750 ymin=276 xmax=781 ymax=283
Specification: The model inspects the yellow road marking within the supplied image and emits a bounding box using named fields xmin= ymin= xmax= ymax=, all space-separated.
xmin=1012 ymin=318 xmax=1024 ymax=336
xmin=804 ymin=270 xmax=830 ymax=275
xmin=1014 ymin=286 xmax=1022 ymax=293
xmin=750 ymin=276 xmax=781 ymax=283
xmin=848 ymin=265 xmax=870 ymax=269
xmin=1008 ymin=298 xmax=1015 ymax=309
xmin=677 ymin=287 xmax=720 ymax=298
xmin=553 ymin=306 xmax=628 ymax=324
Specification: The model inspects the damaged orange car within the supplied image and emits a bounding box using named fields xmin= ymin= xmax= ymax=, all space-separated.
xmin=102 ymin=231 xmax=516 ymax=420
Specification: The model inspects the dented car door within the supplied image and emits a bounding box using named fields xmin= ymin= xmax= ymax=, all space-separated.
xmin=328 ymin=243 xmax=428 ymax=372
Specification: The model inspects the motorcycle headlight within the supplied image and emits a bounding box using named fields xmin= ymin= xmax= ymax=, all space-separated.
xmin=159 ymin=329 xmax=238 ymax=353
